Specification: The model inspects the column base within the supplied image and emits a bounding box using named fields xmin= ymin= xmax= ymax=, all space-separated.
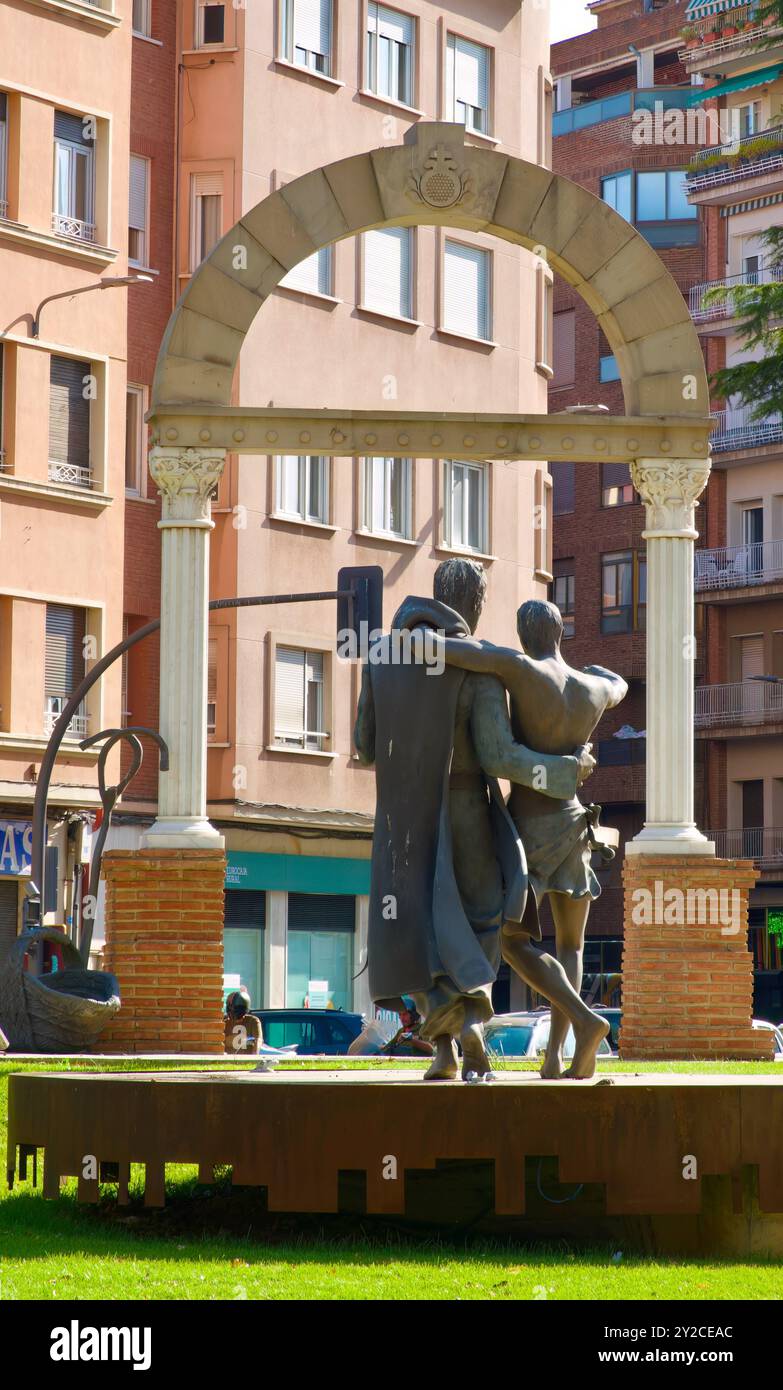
xmin=626 ymin=824 xmax=715 ymax=857
xmin=141 ymin=817 xmax=225 ymax=851
xmin=620 ymin=855 xmax=773 ymax=1062
xmin=99 ymin=848 xmax=226 ymax=1055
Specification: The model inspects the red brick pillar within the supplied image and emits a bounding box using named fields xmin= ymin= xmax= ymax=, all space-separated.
xmin=620 ymin=855 xmax=773 ymax=1061
xmin=99 ymin=848 xmax=226 ymax=1054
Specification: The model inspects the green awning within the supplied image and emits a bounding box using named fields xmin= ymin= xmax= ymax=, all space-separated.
xmin=686 ymin=0 xmax=750 ymax=19
xmin=686 ymin=63 xmax=783 ymax=103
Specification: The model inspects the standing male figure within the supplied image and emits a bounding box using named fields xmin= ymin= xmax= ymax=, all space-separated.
xmin=354 ymin=560 xmax=610 ymax=1081
xmin=436 ymin=599 xmax=628 ymax=1078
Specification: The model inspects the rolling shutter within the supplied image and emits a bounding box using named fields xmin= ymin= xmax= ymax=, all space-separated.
xmin=0 ymin=880 xmax=18 ymax=958
xmin=288 ymin=893 xmax=355 ymax=932
xmin=225 ymin=889 xmax=266 ymax=929
xmin=447 ymin=35 xmax=489 ymax=120
xmin=741 ymin=635 xmax=764 ymax=681
xmin=275 ymin=647 xmax=306 ymax=742
xmin=443 ymin=240 xmax=489 ymax=340
xmin=363 ymin=227 xmax=411 ymax=318
xmin=45 ymin=605 xmax=86 ymax=699
xmin=207 ymin=635 xmax=218 ymax=733
xmin=294 ymin=0 xmax=331 ymax=57
xmin=129 ymin=155 xmax=148 ymax=245
xmin=54 ymin=110 xmax=91 ymax=145
xmin=49 ymin=356 xmax=90 ymax=468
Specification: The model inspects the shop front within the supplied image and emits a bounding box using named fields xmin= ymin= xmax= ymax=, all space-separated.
xmin=0 ymin=817 xmax=31 ymax=955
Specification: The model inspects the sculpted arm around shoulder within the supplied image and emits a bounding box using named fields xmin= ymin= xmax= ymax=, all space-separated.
xmin=354 ymin=665 xmax=376 ymax=767
xmin=436 ymin=635 xmax=526 ymax=685
xmin=583 ymin=664 xmax=629 ymax=710
xmin=470 ymin=675 xmax=580 ymax=801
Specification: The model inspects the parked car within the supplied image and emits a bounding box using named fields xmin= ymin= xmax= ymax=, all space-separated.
xmin=483 ymin=1011 xmax=614 ymax=1061
xmin=753 ymin=1019 xmax=783 ymax=1059
xmin=593 ymin=1006 xmax=622 ymax=1050
xmin=250 ymin=1008 xmax=364 ymax=1055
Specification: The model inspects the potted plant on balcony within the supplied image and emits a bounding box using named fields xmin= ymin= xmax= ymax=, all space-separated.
xmin=680 ymin=24 xmax=701 ymax=48
xmin=703 ymin=25 xmax=720 ymax=42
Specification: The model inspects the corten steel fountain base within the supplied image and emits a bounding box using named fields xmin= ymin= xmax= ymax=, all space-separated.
xmin=8 ymin=1069 xmax=783 ymax=1256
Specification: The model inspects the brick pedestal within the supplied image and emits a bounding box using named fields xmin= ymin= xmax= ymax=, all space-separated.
xmin=620 ymin=855 xmax=773 ymax=1061
xmin=99 ymin=849 xmax=226 ymax=1054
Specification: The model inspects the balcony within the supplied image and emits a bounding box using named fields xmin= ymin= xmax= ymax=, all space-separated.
xmin=686 ymin=125 xmax=783 ymax=199
xmin=711 ymin=405 xmax=783 ymax=453
xmin=696 ymin=540 xmax=783 ymax=592
xmin=553 ymin=87 xmax=694 ymax=138
xmin=695 ymin=679 xmax=783 ymax=729
xmin=711 ymin=827 xmax=783 ymax=870
xmin=689 ymin=266 xmax=783 ymax=324
xmin=48 ymin=460 xmax=93 ymax=489
xmin=680 ymin=13 xmax=782 ymax=70
xmin=44 ymin=697 xmax=89 ymax=739
xmin=51 ymin=212 xmax=97 ymax=244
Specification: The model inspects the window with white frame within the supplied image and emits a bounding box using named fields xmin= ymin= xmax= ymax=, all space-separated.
xmin=443 ymin=460 xmax=488 ymax=554
xmin=53 ymin=111 xmax=96 ymax=243
xmin=0 ymin=94 xmax=8 ymax=220
xmin=367 ymin=4 xmax=414 ymax=106
xmin=44 ymin=604 xmax=88 ymax=738
xmin=275 ymin=455 xmax=330 ymax=524
xmin=281 ymin=0 xmax=333 ymax=75
xmin=362 ymin=226 xmax=413 ymax=319
xmin=446 ymin=33 xmax=490 ymax=135
xmin=49 ymin=356 xmax=92 ymax=489
xmin=190 ymin=172 xmax=222 ymax=270
xmin=442 ymin=239 xmax=491 ymax=341
xmin=280 ymin=247 xmax=333 ymax=297
xmin=363 ymin=457 xmax=412 ymax=539
xmin=274 ymin=646 xmax=326 ymax=750
xmin=129 ymin=155 xmax=149 ymax=267
xmin=196 ymin=0 xmax=226 ymax=46
xmin=132 ymin=0 xmax=152 ymax=36
xmin=125 ymin=386 xmax=145 ymax=494
xmin=552 ymin=571 xmax=576 ymax=639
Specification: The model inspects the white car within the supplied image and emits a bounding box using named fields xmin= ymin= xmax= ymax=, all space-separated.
xmin=484 ymin=1011 xmax=614 ymax=1061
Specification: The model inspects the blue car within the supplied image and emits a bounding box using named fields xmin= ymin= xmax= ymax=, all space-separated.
xmin=250 ymin=1008 xmax=364 ymax=1056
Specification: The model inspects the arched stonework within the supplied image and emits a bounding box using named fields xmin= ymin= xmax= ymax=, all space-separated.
xmin=152 ymin=122 xmax=708 ymax=422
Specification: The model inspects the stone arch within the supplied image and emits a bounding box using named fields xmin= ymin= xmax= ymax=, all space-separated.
xmin=152 ymin=122 xmax=708 ymax=421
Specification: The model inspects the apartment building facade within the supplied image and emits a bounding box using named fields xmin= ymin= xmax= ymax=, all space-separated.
xmin=105 ymin=0 xmax=555 ymax=1017
xmin=549 ymin=0 xmax=709 ymax=1001
xmin=682 ymin=0 xmax=783 ymax=1020
xmin=0 ymin=0 xmax=137 ymax=955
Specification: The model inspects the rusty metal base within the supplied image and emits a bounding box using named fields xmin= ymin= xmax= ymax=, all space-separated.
xmin=7 ymin=1070 xmax=783 ymax=1254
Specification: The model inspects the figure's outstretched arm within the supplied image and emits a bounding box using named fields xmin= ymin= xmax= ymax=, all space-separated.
xmin=430 ymin=633 xmax=527 ymax=685
xmin=353 ymin=665 xmax=376 ymax=766
xmin=470 ymin=675 xmax=592 ymax=800
xmin=583 ymin=665 xmax=629 ymax=709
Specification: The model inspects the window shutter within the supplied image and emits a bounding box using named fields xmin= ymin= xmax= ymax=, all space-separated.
xmin=0 ymin=881 xmax=17 ymax=957
xmin=49 ymin=357 xmax=90 ymax=468
xmin=370 ymin=4 xmax=414 ymax=45
xmin=129 ymin=156 xmax=147 ymax=236
xmin=363 ymin=227 xmax=411 ymax=318
xmin=225 ymin=890 xmax=266 ymax=929
xmin=455 ymin=37 xmax=487 ymax=109
xmin=280 ymin=247 xmax=329 ymax=295
xmin=741 ymin=636 xmax=764 ymax=681
xmin=443 ymin=241 xmax=489 ymax=340
xmin=552 ymin=310 xmax=575 ymax=387
xmin=207 ymin=636 xmax=218 ymax=716
xmin=54 ymin=110 xmax=92 ymax=145
xmin=294 ymin=0 xmax=331 ymax=55
xmin=45 ymin=604 xmax=86 ymax=699
xmin=288 ymin=892 xmax=355 ymax=932
xmin=275 ymin=646 xmax=305 ymax=741
xmin=277 ymin=456 xmax=301 ymax=515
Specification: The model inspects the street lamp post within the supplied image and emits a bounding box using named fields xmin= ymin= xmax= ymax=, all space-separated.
xmin=31 ymin=274 xmax=153 ymax=338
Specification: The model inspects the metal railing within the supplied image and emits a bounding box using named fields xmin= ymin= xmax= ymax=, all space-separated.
xmin=711 ymin=406 xmax=783 ymax=453
xmin=48 ymin=460 xmax=93 ymax=489
xmin=51 ymin=213 xmax=97 ymax=243
xmin=553 ymin=87 xmax=695 ymax=138
xmin=689 ymin=266 xmax=783 ymax=321
xmin=687 ymin=124 xmax=783 ymax=192
xmin=695 ymin=680 xmax=783 ymax=728
xmin=695 ymin=539 xmax=783 ymax=591
xmin=679 ymin=16 xmax=779 ymax=64
xmin=711 ymin=828 xmax=783 ymax=868
xmin=44 ymin=699 xmax=90 ymax=739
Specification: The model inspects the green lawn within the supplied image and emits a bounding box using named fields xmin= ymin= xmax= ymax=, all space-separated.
xmin=1 ymin=1059 xmax=781 ymax=1301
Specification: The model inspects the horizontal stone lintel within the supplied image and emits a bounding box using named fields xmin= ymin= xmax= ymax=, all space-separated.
xmin=148 ymin=408 xmax=712 ymax=465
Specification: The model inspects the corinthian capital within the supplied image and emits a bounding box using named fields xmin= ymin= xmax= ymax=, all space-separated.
xmin=630 ymin=457 xmax=711 ymax=539
xmin=149 ymin=447 xmax=226 ymax=525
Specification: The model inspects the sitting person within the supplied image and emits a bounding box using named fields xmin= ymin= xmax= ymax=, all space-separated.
xmin=224 ymin=989 xmax=261 ymax=1056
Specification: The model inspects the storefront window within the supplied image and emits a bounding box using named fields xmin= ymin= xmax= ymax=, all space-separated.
xmin=223 ymin=889 xmax=265 ymax=1007
xmin=286 ymin=893 xmax=355 ymax=1010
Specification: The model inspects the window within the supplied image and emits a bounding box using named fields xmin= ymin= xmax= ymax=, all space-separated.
xmin=637 ymin=553 xmax=647 ymax=631
xmin=737 ymin=100 xmax=762 ymax=140
xmin=535 ymin=264 xmax=553 ymax=374
xmin=281 ymin=0 xmax=333 ymax=75
xmin=446 ymin=33 xmax=490 ymax=135
xmin=552 ymin=570 xmax=576 ymax=639
xmin=287 ymin=893 xmax=355 ymax=1011
xmin=602 ymin=170 xmax=697 ymax=229
xmin=601 ymin=171 xmax=632 ymax=223
xmin=53 ymin=111 xmax=95 ymax=243
xmin=535 ymin=468 xmax=552 ymax=577
xmin=125 ymin=387 xmax=145 ymax=494
xmin=367 ymin=4 xmax=414 ymax=105
xmin=443 ymin=239 xmax=491 ymax=341
xmin=207 ymin=635 xmax=217 ymax=735
xmin=552 ymin=310 xmax=575 ymax=389
xmin=128 ymin=155 xmax=149 ymax=267
xmin=275 ymin=455 xmax=330 ymax=524
xmin=132 ymin=0 xmax=151 ymax=36
xmin=0 ymin=344 xmax=5 ymax=471
xmin=280 ymin=246 xmax=333 ymax=297
xmin=599 ymin=353 xmax=621 ymax=384
xmin=601 ymin=551 xmax=633 ymax=635
xmin=0 ymin=93 xmax=8 ymax=220
xmin=443 ymin=460 xmax=488 ymax=554
xmin=190 ymin=173 xmax=222 ymax=271
xmin=197 ymin=0 xmax=225 ymax=46
xmin=274 ymin=646 xmax=326 ymax=750
xmin=224 ymin=891 xmax=266 ymax=1009
xmin=362 ymin=227 xmax=413 ymax=319
xmin=602 ymin=462 xmax=634 ymax=508
xmin=44 ymin=604 xmax=88 ymax=737
xmin=49 ymin=356 xmax=91 ymax=488
xmin=363 ymin=457 xmax=412 ymax=539
xmin=551 ymin=461 xmax=575 ymax=516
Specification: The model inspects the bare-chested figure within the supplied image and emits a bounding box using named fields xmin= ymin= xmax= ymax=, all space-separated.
xmin=438 ymin=599 xmax=628 ymax=1079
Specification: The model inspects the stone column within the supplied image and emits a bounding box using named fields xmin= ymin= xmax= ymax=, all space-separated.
xmin=142 ymin=446 xmax=226 ymax=850
xmin=627 ymin=457 xmax=714 ymax=859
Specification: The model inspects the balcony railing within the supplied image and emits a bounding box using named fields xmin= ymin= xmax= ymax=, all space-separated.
xmin=48 ymin=460 xmax=93 ymax=489
xmin=711 ymin=828 xmax=783 ymax=868
xmin=679 ymin=15 xmax=780 ymax=65
xmin=44 ymin=698 xmax=90 ymax=739
xmin=711 ymin=406 xmax=783 ymax=453
xmin=695 ymin=539 xmax=783 ymax=591
xmin=695 ymin=680 xmax=783 ymax=728
xmin=553 ymin=87 xmax=695 ymax=138
xmin=687 ymin=125 xmax=783 ymax=192
xmin=51 ymin=213 xmax=97 ymax=244
xmin=689 ymin=266 xmax=783 ymax=322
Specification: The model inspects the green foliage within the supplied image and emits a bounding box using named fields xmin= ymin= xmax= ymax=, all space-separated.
xmin=707 ymin=226 xmax=783 ymax=417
